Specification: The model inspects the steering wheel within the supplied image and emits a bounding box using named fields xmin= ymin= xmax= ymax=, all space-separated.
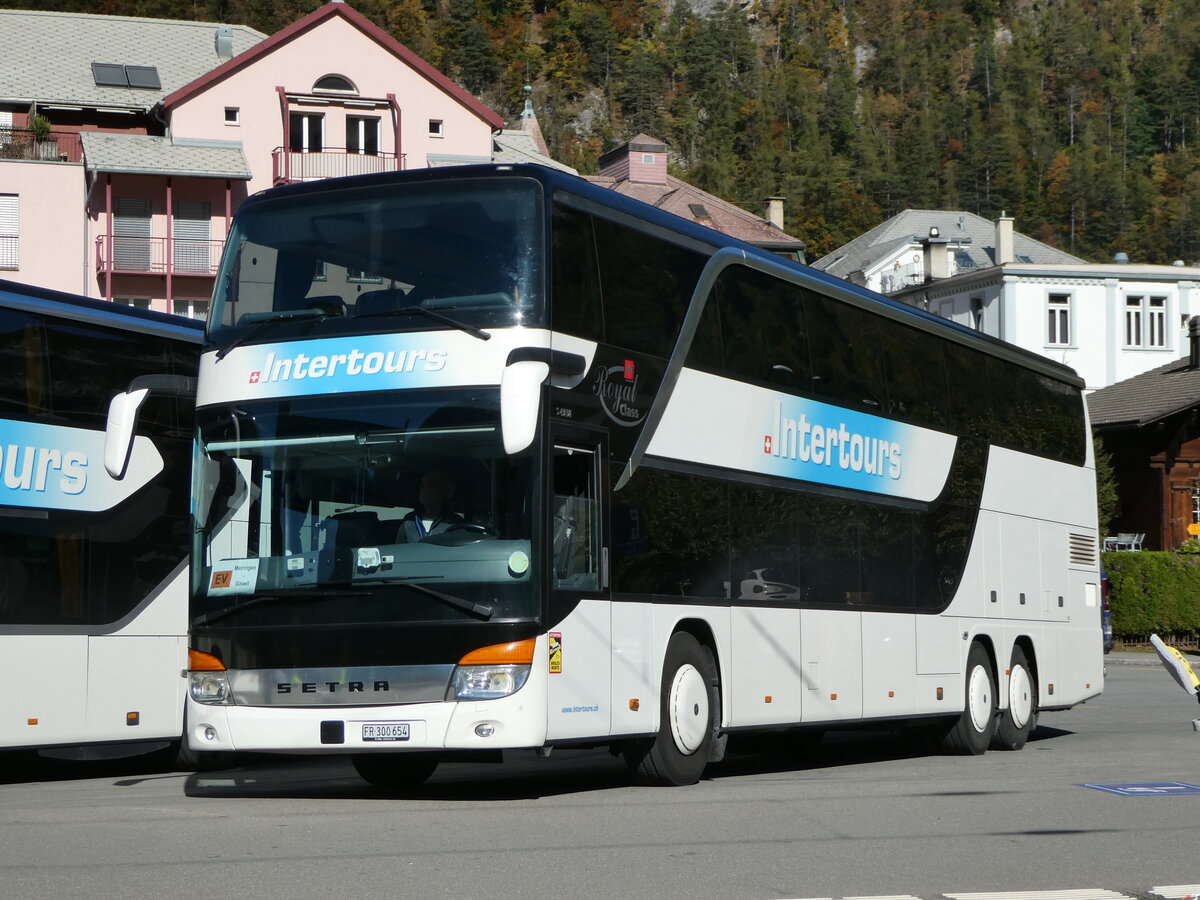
xmin=444 ymin=522 xmax=491 ymax=534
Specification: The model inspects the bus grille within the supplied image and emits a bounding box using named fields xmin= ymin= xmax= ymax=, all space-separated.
xmin=1069 ymin=532 xmax=1098 ymax=567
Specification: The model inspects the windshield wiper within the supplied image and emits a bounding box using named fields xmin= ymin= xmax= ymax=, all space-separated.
xmin=193 ymin=588 xmax=365 ymax=627
xmin=355 ymin=305 xmax=490 ymax=341
xmin=215 ymin=308 xmax=330 ymax=361
xmin=350 ymin=577 xmax=494 ymax=620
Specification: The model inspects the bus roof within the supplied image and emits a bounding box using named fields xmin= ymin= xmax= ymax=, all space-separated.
xmin=240 ymin=164 xmax=1084 ymax=389
xmin=0 ymin=278 xmax=204 ymax=344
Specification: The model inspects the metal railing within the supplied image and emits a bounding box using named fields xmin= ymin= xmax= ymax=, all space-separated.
xmin=272 ymin=147 xmax=405 ymax=184
xmin=95 ymin=235 xmax=224 ymax=276
xmin=0 ymin=129 xmax=84 ymax=163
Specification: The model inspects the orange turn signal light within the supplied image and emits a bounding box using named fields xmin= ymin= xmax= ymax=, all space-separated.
xmin=458 ymin=638 xmax=536 ymax=666
xmin=189 ymin=648 xmax=226 ymax=671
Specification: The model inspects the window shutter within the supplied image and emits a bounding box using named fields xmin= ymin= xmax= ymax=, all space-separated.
xmin=113 ymin=198 xmax=152 ymax=270
xmin=173 ymin=201 xmax=211 ymax=273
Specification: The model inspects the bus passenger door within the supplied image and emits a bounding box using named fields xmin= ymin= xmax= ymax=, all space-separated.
xmin=545 ymin=436 xmax=612 ymax=741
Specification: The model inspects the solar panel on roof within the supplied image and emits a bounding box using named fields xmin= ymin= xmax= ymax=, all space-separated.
xmin=125 ymin=66 xmax=161 ymax=90
xmin=92 ymin=62 xmax=127 ymax=87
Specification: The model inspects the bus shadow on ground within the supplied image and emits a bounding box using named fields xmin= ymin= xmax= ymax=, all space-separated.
xmin=0 ymin=745 xmax=183 ymax=786
xmin=180 ymin=723 xmax=1075 ymax=801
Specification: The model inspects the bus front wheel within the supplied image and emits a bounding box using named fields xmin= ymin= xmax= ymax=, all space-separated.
xmin=941 ymin=642 xmax=996 ymax=755
xmin=991 ymin=645 xmax=1036 ymax=751
xmin=627 ymin=631 xmax=718 ymax=786
xmin=352 ymin=752 xmax=439 ymax=788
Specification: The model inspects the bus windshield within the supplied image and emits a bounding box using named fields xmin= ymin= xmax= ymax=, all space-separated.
xmin=193 ymin=389 xmax=538 ymax=627
xmin=208 ymin=176 xmax=544 ymax=346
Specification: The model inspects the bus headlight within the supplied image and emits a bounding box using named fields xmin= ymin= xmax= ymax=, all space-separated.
xmin=190 ymin=672 xmax=231 ymax=705
xmin=449 ymin=665 xmax=530 ymax=701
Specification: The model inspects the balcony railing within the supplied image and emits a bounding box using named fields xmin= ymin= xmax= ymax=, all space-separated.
xmin=272 ymin=147 xmax=405 ymax=184
xmin=95 ymin=235 xmax=224 ymax=276
xmin=0 ymin=129 xmax=84 ymax=163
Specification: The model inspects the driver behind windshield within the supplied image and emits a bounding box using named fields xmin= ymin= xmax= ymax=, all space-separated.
xmin=397 ymin=469 xmax=464 ymax=541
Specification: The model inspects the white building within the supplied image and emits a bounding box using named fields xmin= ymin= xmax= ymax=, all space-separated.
xmin=812 ymin=209 xmax=1200 ymax=391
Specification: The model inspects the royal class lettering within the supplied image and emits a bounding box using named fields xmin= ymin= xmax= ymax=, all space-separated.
xmin=277 ymin=680 xmax=391 ymax=694
xmin=593 ymin=364 xmax=645 ymax=424
xmin=771 ymin=401 xmax=902 ymax=479
xmin=0 ymin=444 xmax=87 ymax=495
xmin=251 ymin=348 xmax=448 ymax=384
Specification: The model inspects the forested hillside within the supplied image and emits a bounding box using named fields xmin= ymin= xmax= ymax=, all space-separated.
xmin=25 ymin=0 xmax=1200 ymax=262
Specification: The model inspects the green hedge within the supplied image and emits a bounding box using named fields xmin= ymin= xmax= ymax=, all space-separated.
xmin=1102 ymin=551 xmax=1200 ymax=636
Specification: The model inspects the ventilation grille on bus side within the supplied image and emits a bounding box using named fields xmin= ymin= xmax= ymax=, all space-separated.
xmin=1069 ymin=533 xmax=1098 ymax=567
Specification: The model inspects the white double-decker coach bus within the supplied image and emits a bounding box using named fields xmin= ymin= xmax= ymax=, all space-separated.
xmin=0 ymin=279 xmax=200 ymax=758
xmin=129 ymin=164 xmax=1101 ymax=786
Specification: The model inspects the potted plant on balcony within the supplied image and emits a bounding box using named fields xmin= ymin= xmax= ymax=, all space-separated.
xmin=29 ymin=114 xmax=57 ymax=160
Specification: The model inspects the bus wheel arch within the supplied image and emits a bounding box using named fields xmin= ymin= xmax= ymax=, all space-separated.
xmin=941 ymin=638 xmax=998 ymax=755
xmin=992 ymin=640 xmax=1038 ymax=751
xmin=626 ymin=625 xmax=722 ymax=785
xmin=352 ymin=752 xmax=439 ymax=788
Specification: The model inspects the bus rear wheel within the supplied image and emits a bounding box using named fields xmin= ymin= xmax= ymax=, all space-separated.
xmin=941 ymin=642 xmax=996 ymax=755
xmin=627 ymin=631 xmax=718 ymax=786
xmin=352 ymin=753 xmax=439 ymax=788
xmin=992 ymin=645 xmax=1036 ymax=751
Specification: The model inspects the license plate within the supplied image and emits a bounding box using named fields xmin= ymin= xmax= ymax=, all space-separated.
xmin=362 ymin=722 xmax=410 ymax=742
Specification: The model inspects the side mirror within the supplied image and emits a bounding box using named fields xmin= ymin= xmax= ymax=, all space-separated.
xmin=500 ymin=348 xmax=586 ymax=455
xmin=104 ymin=388 xmax=151 ymax=479
xmin=500 ymin=360 xmax=548 ymax=455
xmin=104 ymin=374 xmax=198 ymax=479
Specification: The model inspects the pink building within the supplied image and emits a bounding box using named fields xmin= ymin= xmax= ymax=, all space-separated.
xmin=0 ymin=3 xmax=503 ymax=317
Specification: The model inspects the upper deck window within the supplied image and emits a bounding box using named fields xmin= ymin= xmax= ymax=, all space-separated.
xmin=209 ymin=176 xmax=544 ymax=346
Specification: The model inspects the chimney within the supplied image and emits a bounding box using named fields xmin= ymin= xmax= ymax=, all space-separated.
xmin=1190 ymin=316 xmax=1200 ymax=369
xmin=922 ymin=226 xmax=950 ymax=281
xmin=995 ymin=213 xmax=1014 ymax=265
xmin=765 ymin=197 xmax=785 ymax=230
xmin=215 ymin=25 xmax=235 ymax=59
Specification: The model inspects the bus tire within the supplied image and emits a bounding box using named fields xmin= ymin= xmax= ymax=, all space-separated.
xmin=992 ymin=645 xmax=1036 ymax=751
xmin=628 ymin=631 xmax=718 ymax=786
xmin=942 ymin=642 xmax=996 ymax=755
xmin=352 ymin=753 xmax=439 ymax=788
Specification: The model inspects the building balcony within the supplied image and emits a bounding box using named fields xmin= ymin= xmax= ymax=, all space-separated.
xmin=0 ymin=129 xmax=84 ymax=163
xmin=95 ymin=235 xmax=224 ymax=277
xmin=272 ymin=147 xmax=405 ymax=184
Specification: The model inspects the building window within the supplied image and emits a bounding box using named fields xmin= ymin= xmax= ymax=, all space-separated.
xmin=970 ymin=297 xmax=984 ymax=331
xmin=346 ymin=268 xmax=382 ymax=284
xmin=642 ymin=153 xmax=655 ymax=164
xmin=1125 ymin=295 xmax=1169 ymax=348
xmin=0 ymin=194 xmax=16 ymax=269
xmin=224 ymin=107 xmax=239 ymax=125
xmin=313 ymin=74 xmax=357 ymax=95
xmin=429 ymin=119 xmax=443 ymax=138
xmin=346 ymin=116 xmax=379 ymax=155
xmin=116 ymin=297 xmax=152 ymax=310
xmin=1125 ymin=296 xmax=1143 ymax=346
xmin=289 ymin=112 xmax=324 ymax=153
xmin=173 ymin=298 xmax=210 ymax=320
xmin=1148 ymin=296 xmax=1167 ymax=347
xmin=1047 ymin=293 xmax=1071 ymax=346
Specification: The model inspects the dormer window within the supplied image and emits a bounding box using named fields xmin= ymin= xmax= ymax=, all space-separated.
xmin=313 ymin=75 xmax=357 ymax=95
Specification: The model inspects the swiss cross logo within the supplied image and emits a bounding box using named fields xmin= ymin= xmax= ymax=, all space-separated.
xmin=211 ymin=571 xmax=233 ymax=589
xmin=763 ymin=435 xmax=772 ymax=454
xmin=623 ymin=359 xmax=635 ymax=381
xmin=249 ymin=371 xmax=261 ymax=384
